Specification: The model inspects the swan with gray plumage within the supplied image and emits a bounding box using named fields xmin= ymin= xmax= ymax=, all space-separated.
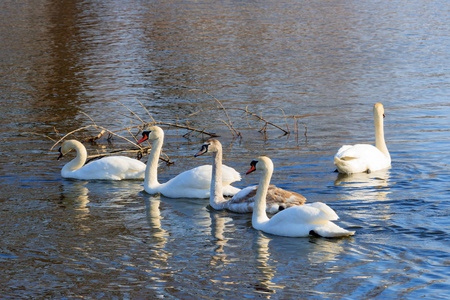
xmin=334 ymin=103 xmax=391 ymax=174
xmin=138 ymin=126 xmax=241 ymax=198
xmin=247 ymin=156 xmax=355 ymax=238
xmin=195 ymin=139 xmax=306 ymax=213
xmin=57 ymin=139 xmax=146 ymax=180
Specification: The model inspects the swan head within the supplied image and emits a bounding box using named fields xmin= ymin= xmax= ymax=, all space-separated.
xmin=194 ymin=138 xmax=222 ymax=157
xmin=374 ymin=103 xmax=385 ymax=118
xmin=57 ymin=140 xmax=80 ymax=160
xmin=138 ymin=126 xmax=164 ymax=144
xmin=246 ymin=156 xmax=273 ymax=175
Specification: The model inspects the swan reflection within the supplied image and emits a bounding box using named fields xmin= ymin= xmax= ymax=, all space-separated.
xmin=61 ymin=181 xmax=90 ymax=215
xmin=60 ymin=181 xmax=91 ymax=233
xmin=252 ymin=232 xmax=281 ymax=295
xmin=144 ymin=196 xmax=170 ymax=248
xmin=334 ymin=168 xmax=391 ymax=202
xmin=208 ymin=210 xmax=230 ymax=267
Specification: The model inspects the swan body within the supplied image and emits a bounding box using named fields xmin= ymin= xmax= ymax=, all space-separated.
xmin=247 ymin=156 xmax=355 ymax=238
xmin=57 ymin=140 xmax=146 ymax=180
xmin=138 ymin=126 xmax=241 ymax=198
xmin=195 ymin=139 xmax=306 ymax=214
xmin=334 ymin=103 xmax=391 ymax=174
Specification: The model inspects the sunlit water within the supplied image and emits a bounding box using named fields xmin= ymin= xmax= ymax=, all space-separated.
xmin=1 ymin=0 xmax=449 ymax=298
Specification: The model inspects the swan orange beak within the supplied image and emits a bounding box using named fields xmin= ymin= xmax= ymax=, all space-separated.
xmin=137 ymin=131 xmax=150 ymax=144
xmin=246 ymin=160 xmax=258 ymax=175
xmin=57 ymin=147 xmax=64 ymax=160
xmin=246 ymin=165 xmax=256 ymax=175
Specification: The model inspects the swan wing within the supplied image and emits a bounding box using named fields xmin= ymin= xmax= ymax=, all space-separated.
xmin=335 ymin=144 xmax=389 ymax=173
xmin=71 ymin=156 xmax=146 ymax=180
xmin=162 ymin=164 xmax=241 ymax=191
xmin=266 ymin=186 xmax=306 ymax=207
xmin=221 ymin=165 xmax=242 ymax=185
xmin=311 ymin=223 xmax=355 ymax=237
xmin=335 ymin=144 xmax=379 ymax=160
xmin=226 ymin=185 xmax=306 ymax=213
xmin=268 ymin=202 xmax=338 ymax=226
xmin=262 ymin=203 xmax=354 ymax=237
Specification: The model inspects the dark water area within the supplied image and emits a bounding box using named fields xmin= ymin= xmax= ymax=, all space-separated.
xmin=1 ymin=0 xmax=449 ymax=299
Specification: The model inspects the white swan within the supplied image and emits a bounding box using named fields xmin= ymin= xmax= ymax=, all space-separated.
xmin=195 ymin=139 xmax=306 ymax=213
xmin=57 ymin=140 xmax=146 ymax=180
xmin=334 ymin=103 xmax=391 ymax=174
xmin=137 ymin=126 xmax=241 ymax=198
xmin=247 ymin=156 xmax=355 ymax=238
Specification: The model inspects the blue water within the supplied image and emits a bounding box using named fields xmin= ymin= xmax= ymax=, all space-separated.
xmin=0 ymin=0 xmax=449 ymax=298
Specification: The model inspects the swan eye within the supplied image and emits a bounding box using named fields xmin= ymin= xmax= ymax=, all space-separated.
xmin=383 ymin=113 xmax=385 ymax=118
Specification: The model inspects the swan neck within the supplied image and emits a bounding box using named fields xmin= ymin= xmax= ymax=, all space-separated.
xmin=252 ymin=166 xmax=272 ymax=225
xmin=145 ymin=136 xmax=163 ymax=188
xmin=63 ymin=141 xmax=87 ymax=172
xmin=374 ymin=112 xmax=390 ymax=159
xmin=210 ymin=148 xmax=225 ymax=210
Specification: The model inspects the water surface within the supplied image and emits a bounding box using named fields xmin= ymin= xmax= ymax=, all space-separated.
xmin=0 ymin=0 xmax=449 ymax=298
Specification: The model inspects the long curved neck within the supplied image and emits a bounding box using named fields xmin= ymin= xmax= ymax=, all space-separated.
xmin=252 ymin=166 xmax=272 ymax=226
xmin=374 ymin=112 xmax=390 ymax=159
xmin=210 ymin=148 xmax=225 ymax=210
xmin=63 ymin=141 xmax=87 ymax=172
xmin=145 ymin=136 xmax=164 ymax=188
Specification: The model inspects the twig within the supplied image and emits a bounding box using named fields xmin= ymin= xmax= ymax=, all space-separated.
xmin=263 ymin=106 xmax=290 ymax=133
xmin=238 ymin=107 xmax=289 ymax=134
xmin=86 ymin=148 xmax=174 ymax=165
xmin=112 ymin=100 xmax=145 ymax=124
xmin=50 ymin=125 xmax=97 ymax=150
xmin=80 ymin=111 xmax=98 ymax=126
xmin=50 ymin=124 xmax=142 ymax=150
xmin=303 ymin=123 xmax=308 ymax=141
xmin=193 ymin=89 xmax=241 ymax=137
xmin=145 ymin=122 xmax=220 ymax=137
xmin=188 ymin=106 xmax=289 ymax=135
xmin=137 ymin=99 xmax=156 ymax=123
xmin=218 ymin=119 xmax=236 ymax=137
xmin=23 ymin=132 xmax=57 ymax=142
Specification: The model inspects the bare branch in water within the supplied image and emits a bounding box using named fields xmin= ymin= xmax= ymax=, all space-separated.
xmin=111 ymin=100 xmax=146 ymax=124
xmin=23 ymin=132 xmax=57 ymax=142
xmin=137 ymin=99 xmax=156 ymax=123
xmin=86 ymin=147 xmax=174 ymax=165
xmin=50 ymin=91 xmax=306 ymax=167
xmin=191 ymin=88 xmax=241 ymax=137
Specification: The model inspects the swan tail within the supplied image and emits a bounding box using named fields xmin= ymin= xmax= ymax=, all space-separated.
xmin=312 ymin=223 xmax=355 ymax=238
xmin=223 ymin=185 xmax=241 ymax=197
xmin=334 ymin=156 xmax=365 ymax=174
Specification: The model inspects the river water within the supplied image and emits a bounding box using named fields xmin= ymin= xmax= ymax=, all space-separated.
xmin=1 ymin=0 xmax=449 ymax=299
